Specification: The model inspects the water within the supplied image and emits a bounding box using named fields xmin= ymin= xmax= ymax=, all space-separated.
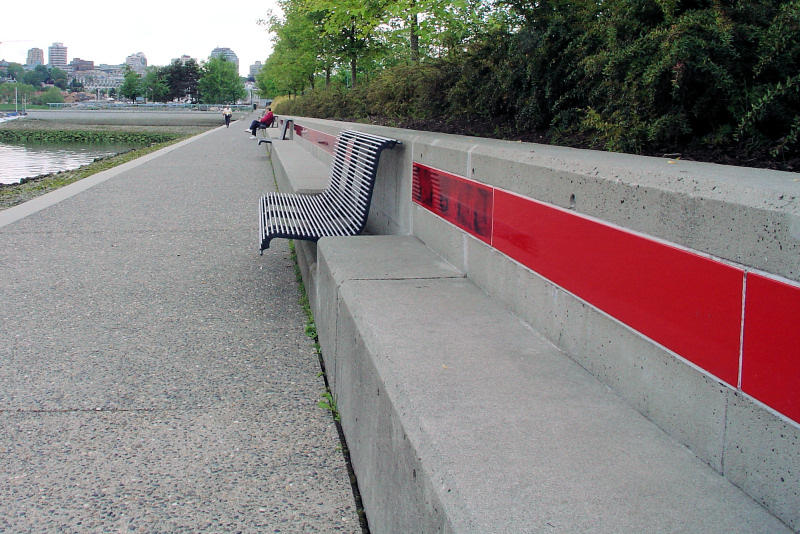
xmin=0 ymin=142 xmax=137 ymax=185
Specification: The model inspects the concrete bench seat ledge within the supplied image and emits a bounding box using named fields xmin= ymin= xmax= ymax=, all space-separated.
xmin=314 ymin=235 xmax=790 ymax=533
xmin=270 ymin=139 xmax=330 ymax=194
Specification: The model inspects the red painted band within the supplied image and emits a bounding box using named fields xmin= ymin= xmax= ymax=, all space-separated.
xmin=742 ymin=273 xmax=800 ymax=423
xmin=411 ymin=161 xmax=800 ymax=422
xmin=294 ymin=125 xmax=337 ymax=155
xmin=492 ymin=189 xmax=744 ymax=386
xmin=413 ymin=163 xmax=493 ymax=243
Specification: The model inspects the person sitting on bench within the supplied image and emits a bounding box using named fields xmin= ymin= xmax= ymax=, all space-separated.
xmin=247 ymin=108 xmax=274 ymax=138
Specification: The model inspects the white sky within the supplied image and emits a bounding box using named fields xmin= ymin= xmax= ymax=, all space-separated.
xmin=1 ymin=0 xmax=281 ymax=77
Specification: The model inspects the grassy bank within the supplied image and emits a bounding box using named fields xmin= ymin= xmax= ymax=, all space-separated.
xmin=0 ymin=120 xmax=210 ymax=210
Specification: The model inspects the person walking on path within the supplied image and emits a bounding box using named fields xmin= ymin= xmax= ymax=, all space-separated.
xmin=247 ymin=108 xmax=274 ymax=138
xmin=222 ymin=106 xmax=232 ymax=128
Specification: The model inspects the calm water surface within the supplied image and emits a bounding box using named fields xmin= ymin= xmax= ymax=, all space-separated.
xmin=0 ymin=142 xmax=136 ymax=185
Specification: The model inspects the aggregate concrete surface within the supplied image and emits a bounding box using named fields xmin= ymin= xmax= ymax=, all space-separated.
xmin=0 ymin=120 xmax=362 ymax=532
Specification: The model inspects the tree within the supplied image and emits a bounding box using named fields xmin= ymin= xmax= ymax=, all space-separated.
xmin=31 ymin=86 xmax=64 ymax=105
xmin=255 ymin=69 xmax=279 ymax=99
xmin=303 ymin=0 xmax=389 ymax=86
xmin=120 ymin=67 xmax=142 ymax=102
xmin=197 ymin=56 xmax=246 ymax=103
xmin=164 ymin=59 xmax=200 ymax=102
xmin=143 ymin=67 xmax=170 ymax=102
xmin=0 ymin=82 xmax=36 ymax=106
xmin=259 ymin=1 xmax=320 ymax=96
xmin=23 ymin=65 xmax=49 ymax=87
xmin=50 ymin=67 xmax=68 ymax=90
xmin=385 ymin=0 xmax=467 ymax=62
xmin=5 ymin=62 xmax=25 ymax=81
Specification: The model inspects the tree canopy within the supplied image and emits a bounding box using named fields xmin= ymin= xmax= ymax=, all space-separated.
xmin=197 ymin=56 xmax=246 ymax=104
xmin=163 ymin=59 xmax=200 ymax=102
xmin=119 ymin=67 xmax=142 ymax=102
xmin=256 ymin=0 xmax=799 ymax=166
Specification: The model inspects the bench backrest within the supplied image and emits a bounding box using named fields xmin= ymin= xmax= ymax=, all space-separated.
xmin=321 ymin=130 xmax=398 ymax=232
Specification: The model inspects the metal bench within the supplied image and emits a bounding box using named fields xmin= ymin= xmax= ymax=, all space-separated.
xmin=256 ymin=124 xmax=272 ymax=153
xmin=257 ymin=118 xmax=295 ymax=154
xmin=259 ymin=129 xmax=399 ymax=253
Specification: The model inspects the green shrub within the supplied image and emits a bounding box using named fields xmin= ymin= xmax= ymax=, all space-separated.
xmin=29 ymin=87 xmax=65 ymax=106
xmin=269 ymin=0 xmax=799 ymax=164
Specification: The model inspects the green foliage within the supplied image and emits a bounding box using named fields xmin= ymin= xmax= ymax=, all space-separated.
xmin=735 ymin=0 xmax=800 ymax=157
xmin=0 ymin=82 xmax=36 ymax=104
xmin=119 ymin=67 xmax=142 ymax=101
xmin=22 ymin=68 xmax=48 ymax=87
xmin=30 ymin=87 xmax=64 ymax=106
xmin=0 ymin=129 xmax=180 ymax=145
xmin=738 ymin=73 xmax=800 ymax=156
xmin=5 ymin=63 xmax=25 ymax=81
xmin=318 ymin=391 xmax=341 ymax=421
xmin=198 ymin=56 xmax=246 ymax=104
xmin=143 ymin=67 xmax=170 ymax=103
xmin=163 ymin=59 xmax=201 ymax=102
xmin=14 ymin=64 xmax=74 ymax=89
xmin=258 ymin=1 xmax=320 ymax=96
xmin=264 ymin=0 xmax=798 ymax=164
xmin=365 ymin=62 xmax=456 ymax=120
xmin=50 ymin=67 xmax=68 ymax=90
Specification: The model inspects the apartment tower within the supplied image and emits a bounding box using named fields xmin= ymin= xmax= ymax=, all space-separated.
xmin=26 ymin=48 xmax=44 ymax=66
xmin=48 ymin=42 xmax=67 ymax=69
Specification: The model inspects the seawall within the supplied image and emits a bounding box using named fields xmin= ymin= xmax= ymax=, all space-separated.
xmin=271 ymin=116 xmax=800 ymax=531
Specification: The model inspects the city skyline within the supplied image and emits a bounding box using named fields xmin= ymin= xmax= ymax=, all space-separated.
xmin=4 ymin=41 xmax=264 ymax=78
xmin=1 ymin=0 xmax=279 ymax=77
xmin=11 ymin=46 xmax=261 ymax=77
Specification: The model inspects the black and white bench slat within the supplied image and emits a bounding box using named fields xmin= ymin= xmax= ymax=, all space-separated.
xmin=259 ymin=130 xmax=399 ymax=252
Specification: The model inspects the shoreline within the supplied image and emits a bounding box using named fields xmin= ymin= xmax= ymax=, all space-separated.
xmin=0 ymin=120 xmax=213 ymax=210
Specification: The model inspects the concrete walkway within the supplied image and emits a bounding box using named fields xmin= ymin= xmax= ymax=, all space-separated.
xmin=0 ymin=121 xmax=362 ymax=532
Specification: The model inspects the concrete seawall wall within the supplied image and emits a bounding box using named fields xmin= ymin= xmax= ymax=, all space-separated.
xmin=279 ymin=117 xmax=800 ymax=529
xmin=25 ymin=109 xmax=243 ymax=127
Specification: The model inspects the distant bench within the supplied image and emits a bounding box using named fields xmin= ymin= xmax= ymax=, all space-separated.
xmin=258 ymin=129 xmax=399 ymax=253
xmin=257 ymin=118 xmax=295 ymax=152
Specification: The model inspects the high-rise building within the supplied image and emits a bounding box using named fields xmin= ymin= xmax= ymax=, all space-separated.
xmin=210 ymin=47 xmax=239 ymax=73
xmin=26 ymin=48 xmax=44 ymax=66
xmin=125 ymin=52 xmax=147 ymax=74
xmin=48 ymin=42 xmax=67 ymax=69
xmin=249 ymin=61 xmax=263 ymax=78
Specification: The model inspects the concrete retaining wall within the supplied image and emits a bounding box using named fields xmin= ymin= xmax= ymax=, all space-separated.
xmin=275 ymin=117 xmax=800 ymax=530
xmin=25 ymin=109 xmax=242 ymax=127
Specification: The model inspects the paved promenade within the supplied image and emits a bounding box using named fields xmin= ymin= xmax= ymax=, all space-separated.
xmin=0 ymin=120 xmax=362 ymax=532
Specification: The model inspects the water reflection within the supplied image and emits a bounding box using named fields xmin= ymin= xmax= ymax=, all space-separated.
xmin=0 ymin=142 xmax=136 ymax=185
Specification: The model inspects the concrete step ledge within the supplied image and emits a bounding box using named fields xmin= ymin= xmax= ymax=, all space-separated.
xmin=270 ymin=139 xmax=329 ymax=194
xmin=313 ymin=235 xmax=790 ymax=533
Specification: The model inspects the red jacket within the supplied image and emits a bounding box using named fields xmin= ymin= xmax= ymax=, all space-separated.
xmin=259 ymin=111 xmax=274 ymax=125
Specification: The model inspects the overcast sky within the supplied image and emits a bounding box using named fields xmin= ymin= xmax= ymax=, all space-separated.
xmin=1 ymin=0 xmax=281 ymax=76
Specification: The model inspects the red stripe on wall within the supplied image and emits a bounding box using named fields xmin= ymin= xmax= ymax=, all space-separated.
xmin=294 ymin=125 xmax=337 ymax=154
xmin=492 ymin=190 xmax=744 ymax=386
xmin=410 ymin=161 xmax=800 ymax=422
xmin=742 ymin=274 xmax=800 ymax=423
xmin=411 ymin=161 xmax=800 ymax=421
xmin=412 ymin=163 xmax=493 ymax=243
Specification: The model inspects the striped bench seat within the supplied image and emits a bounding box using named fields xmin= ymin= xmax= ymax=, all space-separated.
xmin=259 ymin=129 xmax=399 ymax=252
